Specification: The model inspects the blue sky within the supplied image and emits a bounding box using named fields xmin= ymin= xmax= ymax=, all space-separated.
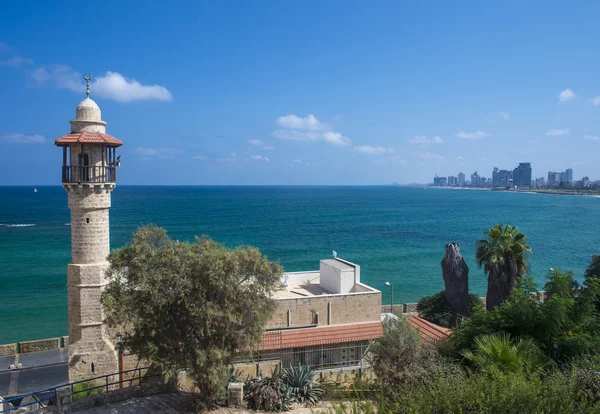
xmin=1 ymin=0 xmax=599 ymax=185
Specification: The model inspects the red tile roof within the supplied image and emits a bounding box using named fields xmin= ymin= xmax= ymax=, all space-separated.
xmin=260 ymin=322 xmax=384 ymax=351
xmin=406 ymin=315 xmax=451 ymax=342
xmin=55 ymin=132 xmax=123 ymax=147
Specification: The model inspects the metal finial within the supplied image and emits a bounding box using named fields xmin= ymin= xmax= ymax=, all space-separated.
xmin=83 ymin=73 xmax=92 ymax=98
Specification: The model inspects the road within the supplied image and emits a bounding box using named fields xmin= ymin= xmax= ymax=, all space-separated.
xmin=0 ymin=348 xmax=68 ymax=398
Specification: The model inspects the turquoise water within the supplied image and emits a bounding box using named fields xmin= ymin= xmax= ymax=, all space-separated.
xmin=1 ymin=186 xmax=599 ymax=344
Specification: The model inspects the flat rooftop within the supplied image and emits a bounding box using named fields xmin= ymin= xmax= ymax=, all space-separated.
xmin=274 ymin=272 xmax=329 ymax=299
xmin=274 ymin=271 xmax=375 ymax=299
xmin=320 ymin=259 xmax=353 ymax=270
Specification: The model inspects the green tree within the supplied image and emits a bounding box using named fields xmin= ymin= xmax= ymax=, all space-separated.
xmin=585 ymin=255 xmax=600 ymax=282
xmin=454 ymin=269 xmax=600 ymax=363
xmin=102 ymin=225 xmax=283 ymax=408
xmin=461 ymin=333 xmax=549 ymax=375
xmin=476 ymin=223 xmax=532 ymax=310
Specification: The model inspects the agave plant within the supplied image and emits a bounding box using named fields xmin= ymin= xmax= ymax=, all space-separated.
xmin=227 ymin=366 xmax=243 ymax=383
xmin=245 ymin=367 xmax=295 ymax=412
xmin=281 ymin=364 xmax=324 ymax=405
xmin=461 ymin=332 xmax=550 ymax=374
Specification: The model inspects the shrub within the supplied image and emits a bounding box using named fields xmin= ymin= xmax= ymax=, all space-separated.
xmin=245 ymin=369 xmax=294 ymax=412
xmin=245 ymin=365 xmax=325 ymax=411
xmin=461 ymin=333 xmax=550 ymax=375
xmin=453 ymin=269 xmax=600 ymax=363
xmin=72 ymin=381 xmax=104 ymax=400
xmin=416 ymin=291 xmax=481 ymax=328
xmin=281 ymin=365 xmax=323 ymax=405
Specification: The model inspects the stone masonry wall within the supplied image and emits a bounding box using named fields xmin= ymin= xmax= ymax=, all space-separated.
xmin=65 ymin=185 xmax=118 ymax=382
xmin=267 ymin=291 xmax=382 ymax=329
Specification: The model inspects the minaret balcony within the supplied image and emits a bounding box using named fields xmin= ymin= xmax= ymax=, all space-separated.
xmin=62 ymin=166 xmax=117 ymax=184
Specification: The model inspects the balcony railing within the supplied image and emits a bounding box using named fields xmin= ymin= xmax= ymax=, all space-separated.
xmin=62 ymin=166 xmax=116 ymax=184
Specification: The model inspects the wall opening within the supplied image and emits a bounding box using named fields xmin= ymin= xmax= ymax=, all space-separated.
xmin=86 ymin=217 xmax=90 ymax=224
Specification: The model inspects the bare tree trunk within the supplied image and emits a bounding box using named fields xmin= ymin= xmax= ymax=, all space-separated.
xmin=441 ymin=243 xmax=470 ymax=316
xmin=486 ymin=263 xmax=517 ymax=310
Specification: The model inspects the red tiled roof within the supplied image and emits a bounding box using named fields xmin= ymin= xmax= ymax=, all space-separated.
xmin=55 ymin=132 xmax=123 ymax=147
xmin=260 ymin=322 xmax=384 ymax=351
xmin=406 ymin=315 xmax=451 ymax=342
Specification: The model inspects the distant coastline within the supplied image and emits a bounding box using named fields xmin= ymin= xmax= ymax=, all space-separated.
xmin=493 ymin=188 xmax=600 ymax=197
xmin=411 ymin=184 xmax=600 ymax=197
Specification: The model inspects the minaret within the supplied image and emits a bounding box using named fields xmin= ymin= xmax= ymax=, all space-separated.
xmin=55 ymin=74 xmax=122 ymax=381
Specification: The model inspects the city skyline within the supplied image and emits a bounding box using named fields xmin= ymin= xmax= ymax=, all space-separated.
xmin=431 ymin=162 xmax=595 ymax=187
xmin=1 ymin=1 xmax=599 ymax=185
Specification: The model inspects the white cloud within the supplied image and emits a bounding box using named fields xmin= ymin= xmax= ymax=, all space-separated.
xmin=498 ymin=112 xmax=510 ymax=120
xmin=251 ymin=154 xmax=270 ymax=162
xmin=420 ymin=152 xmax=445 ymax=161
xmin=0 ymin=55 xmax=33 ymax=67
xmin=0 ymin=133 xmax=45 ymax=144
xmin=546 ymin=128 xmax=570 ymax=136
xmin=93 ymin=72 xmax=172 ymax=102
xmin=593 ymin=97 xmax=600 ymax=106
xmin=409 ymin=136 xmax=444 ymax=145
xmin=135 ymin=148 xmax=159 ymax=156
xmin=27 ymin=66 xmax=172 ymax=103
xmin=584 ymin=135 xmax=600 ymax=141
xmin=273 ymin=114 xmax=350 ymax=146
xmin=530 ymin=140 xmax=540 ymax=144
xmin=28 ymin=65 xmax=81 ymax=91
xmin=558 ymin=89 xmax=575 ymax=103
xmin=353 ymin=145 xmax=395 ymax=155
xmin=273 ymin=129 xmax=350 ymax=146
xmin=322 ymin=131 xmax=351 ymax=146
xmin=135 ymin=147 xmax=181 ymax=158
xmin=455 ymin=130 xmax=489 ymax=140
xmin=273 ymin=129 xmax=320 ymax=141
xmin=456 ymin=156 xmax=465 ymax=160
xmin=249 ymin=139 xmax=274 ymax=150
xmin=217 ymin=153 xmax=238 ymax=163
xmin=193 ymin=155 xmax=207 ymax=160
xmin=291 ymin=159 xmax=310 ymax=167
xmin=276 ymin=114 xmax=329 ymax=131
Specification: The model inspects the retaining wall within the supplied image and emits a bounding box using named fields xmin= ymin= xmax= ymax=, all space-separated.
xmin=0 ymin=336 xmax=69 ymax=356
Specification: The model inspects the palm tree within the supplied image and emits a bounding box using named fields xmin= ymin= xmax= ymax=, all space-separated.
xmin=461 ymin=333 xmax=549 ymax=374
xmin=476 ymin=223 xmax=532 ymax=310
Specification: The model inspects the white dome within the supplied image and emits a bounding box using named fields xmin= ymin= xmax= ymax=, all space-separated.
xmin=70 ymin=97 xmax=107 ymax=133
xmin=75 ymin=97 xmax=101 ymax=121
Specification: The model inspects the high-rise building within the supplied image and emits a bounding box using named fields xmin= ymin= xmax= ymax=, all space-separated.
xmin=55 ymin=78 xmax=122 ymax=381
xmin=548 ymin=169 xmax=573 ymax=185
xmin=447 ymin=176 xmax=457 ymax=186
xmin=458 ymin=172 xmax=466 ymax=186
xmin=513 ymin=162 xmax=532 ymax=187
xmin=471 ymin=171 xmax=481 ymax=187
xmin=492 ymin=167 xmax=512 ymax=187
xmin=433 ymin=175 xmax=447 ymax=186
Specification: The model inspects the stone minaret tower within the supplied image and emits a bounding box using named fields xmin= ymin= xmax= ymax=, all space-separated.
xmin=55 ymin=74 xmax=122 ymax=381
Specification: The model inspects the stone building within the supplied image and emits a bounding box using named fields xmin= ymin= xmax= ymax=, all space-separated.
xmin=55 ymin=77 xmax=122 ymax=382
xmin=233 ymin=257 xmax=384 ymax=377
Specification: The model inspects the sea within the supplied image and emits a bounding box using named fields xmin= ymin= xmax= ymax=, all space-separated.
xmin=1 ymin=185 xmax=599 ymax=345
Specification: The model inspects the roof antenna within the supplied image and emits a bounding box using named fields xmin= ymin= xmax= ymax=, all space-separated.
xmin=83 ymin=73 xmax=92 ymax=98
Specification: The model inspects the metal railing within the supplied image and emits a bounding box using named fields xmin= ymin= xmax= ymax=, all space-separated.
xmin=0 ymin=367 xmax=159 ymax=413
xmin=61 ymin=166 xmax=116 ymax=184
xmin=233 ymin=341 xmax=369 ymax=372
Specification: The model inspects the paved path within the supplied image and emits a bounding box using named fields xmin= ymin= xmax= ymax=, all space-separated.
xmin=74 ymin=392 xmax=193 ymax=413
xmin=73 ymin=393 xmax=337 ymax=414
xmin=0 ymin=349 xmax=68 ymax=398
